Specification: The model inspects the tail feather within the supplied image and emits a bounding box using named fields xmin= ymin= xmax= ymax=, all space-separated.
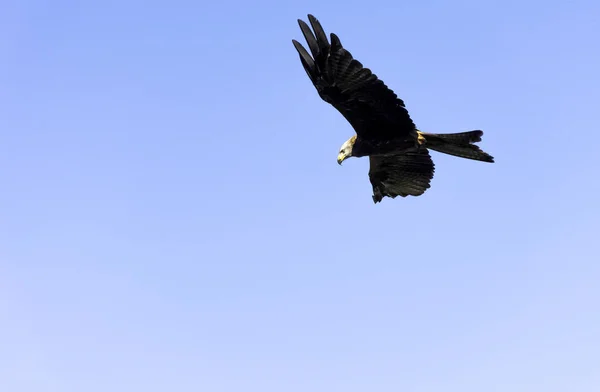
xmin=422 ymin=130 xmax=494 ymax=163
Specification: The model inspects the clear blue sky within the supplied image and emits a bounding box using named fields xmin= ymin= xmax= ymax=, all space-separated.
xmin=1 ymin=0 xmax=599 ymax=391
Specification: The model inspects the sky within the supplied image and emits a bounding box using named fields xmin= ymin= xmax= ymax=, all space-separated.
xmin=1 ymin=0 xmax=599 ymax=391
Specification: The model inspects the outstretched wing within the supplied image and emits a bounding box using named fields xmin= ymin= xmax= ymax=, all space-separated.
xmin=369 ymin=149 xmax=435 ymax=202
xmin=292 ymin=14 xmax=415 ymax=141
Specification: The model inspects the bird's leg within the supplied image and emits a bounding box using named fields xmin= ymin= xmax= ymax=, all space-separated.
xmin=413 ymin=130 xmax=426 ymax=151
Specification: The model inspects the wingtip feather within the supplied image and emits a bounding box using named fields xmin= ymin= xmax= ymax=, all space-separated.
xmin=330 ymin=33 xmax=342 ymax=51
xmin=297 ymin=19 xmax=319 ymax=59
xmin=292 ymin=39 xmax=317 ymax=82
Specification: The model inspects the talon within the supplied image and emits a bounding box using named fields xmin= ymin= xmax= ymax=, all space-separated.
xmin=417 ymin=131 xmax=426 ymax=145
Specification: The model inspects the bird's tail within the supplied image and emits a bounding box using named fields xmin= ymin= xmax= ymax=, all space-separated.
xmin=420 ymin=130 xmax=494 ymax=163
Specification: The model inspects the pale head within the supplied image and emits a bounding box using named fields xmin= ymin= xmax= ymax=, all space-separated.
xmin=337 ymin=135 xmax=356 ymax=165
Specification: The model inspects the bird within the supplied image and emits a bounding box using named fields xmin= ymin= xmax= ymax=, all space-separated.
xmin=292 ymin=14 xmax=494 ymax=203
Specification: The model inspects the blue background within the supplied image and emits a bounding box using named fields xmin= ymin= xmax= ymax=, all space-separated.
xmin=2 ymin=0 xmax=599 ymax=391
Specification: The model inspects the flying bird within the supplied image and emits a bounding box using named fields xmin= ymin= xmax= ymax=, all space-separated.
xmin=292 ymin=14 xmax=494 ymax=203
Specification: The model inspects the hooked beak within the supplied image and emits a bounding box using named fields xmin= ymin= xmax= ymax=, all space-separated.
xmin=337 ymin=152 xmax=346 ymax=165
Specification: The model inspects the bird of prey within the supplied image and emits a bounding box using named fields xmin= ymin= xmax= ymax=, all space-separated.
xmin=292 ymin=14 xmax=494 ymax=203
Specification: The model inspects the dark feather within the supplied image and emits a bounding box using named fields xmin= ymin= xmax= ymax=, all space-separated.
xmin=423 ymin=131 xmax=495 ymax=163
xmin=297 ymin=19 xmax=320 ymax=65
xmin=369 ymin=149 xmax=435 ymax=202
xmin=292 ymin=39 xmax=316 ymax=83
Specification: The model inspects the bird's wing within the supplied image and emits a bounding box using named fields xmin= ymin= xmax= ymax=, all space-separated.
xmin=292 ymin=14 xmax=415 ymax=141
xmin=368 ymin=149 xmax=435 ymax=202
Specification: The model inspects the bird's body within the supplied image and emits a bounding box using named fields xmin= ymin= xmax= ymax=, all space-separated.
xmin=292 ymin=14 xmax=494 ymax=203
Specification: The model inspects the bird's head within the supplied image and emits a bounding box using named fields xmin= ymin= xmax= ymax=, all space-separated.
xmin=337 ymin=135 xmax=356 ymax=165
